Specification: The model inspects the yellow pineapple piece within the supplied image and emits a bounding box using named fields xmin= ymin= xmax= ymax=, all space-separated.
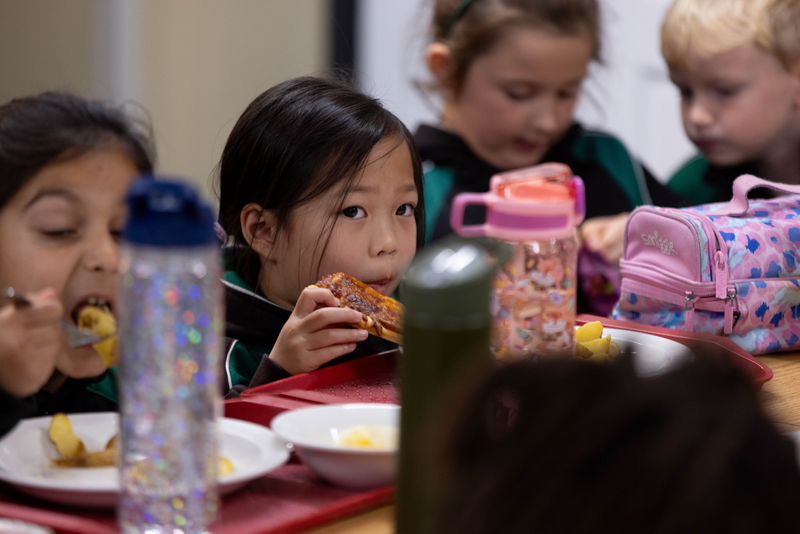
xmin=575 ymin=321 xmax=603 ymax=343
xmin=586 ymin=352 xmax=610 ymax=364
xmin=219 ymin=457 xmax=234 ymax=476
xmin=575 ymin=342 xmax=593 ymax=360
xmin=77 ymin=306 xmax=118 ymax=367
xmin=608 ymin=341 xmax=621 ymax=361
xmin=580 ymin=334 xmax=611 ymax=356
xmin=49 ymin=413 xmax=86 ymax=459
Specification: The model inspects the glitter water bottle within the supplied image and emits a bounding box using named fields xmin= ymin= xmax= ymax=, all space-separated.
xmin=451 ymin=163 xmax=585 ymax=361
xmin=117 ymin=179 xmax=223 ymax=534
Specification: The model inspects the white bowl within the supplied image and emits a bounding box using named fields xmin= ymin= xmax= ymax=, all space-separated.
xmin=270 ymin=403 xmax=399 ymax=490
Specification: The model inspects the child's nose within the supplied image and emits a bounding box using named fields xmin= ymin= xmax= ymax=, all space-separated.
xmin=687 ymin=98 xmax=714 ymax=127
xmin=531 ymin=95 xmax=559 ymax=134
xmin=372 ymin=218 xmax=398 ymax=257
xmin=83 ymin=231 xmax=119 ymax=273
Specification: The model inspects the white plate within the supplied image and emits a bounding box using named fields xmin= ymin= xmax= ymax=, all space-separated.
xmin=271 ymin=404 xmax=399 ymax=490
xmin=0 ymin=413 xmax=289 ymax=508
xmin=593 ymin=327 xmax=695 ymax=376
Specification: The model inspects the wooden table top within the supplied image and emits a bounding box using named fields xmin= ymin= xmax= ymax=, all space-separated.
xmin=303 ymin=350 xmax=800 ymax=534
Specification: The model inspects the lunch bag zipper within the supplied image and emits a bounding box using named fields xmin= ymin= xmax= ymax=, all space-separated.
xmin=620 ymin=267 xmax=739 ymax=334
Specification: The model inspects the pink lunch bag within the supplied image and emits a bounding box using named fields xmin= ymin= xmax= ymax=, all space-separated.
xmin=612 ymin=175 xmax=800 ymax=354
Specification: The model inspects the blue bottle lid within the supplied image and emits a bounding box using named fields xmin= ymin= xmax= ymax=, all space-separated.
xmin=124 ymin=177 xmax=216 ymax=247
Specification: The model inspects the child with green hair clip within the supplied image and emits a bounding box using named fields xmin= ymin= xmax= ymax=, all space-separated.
xmin=416 ymin=0 xmax=684 ymax=314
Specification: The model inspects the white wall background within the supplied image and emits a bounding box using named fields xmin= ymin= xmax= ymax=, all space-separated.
xmin=356 ymin=0 xmax=696 ymax=182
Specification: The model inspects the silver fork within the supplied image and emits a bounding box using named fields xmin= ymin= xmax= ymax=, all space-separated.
xmin=2 ymin=287 xmax=112 ymax=348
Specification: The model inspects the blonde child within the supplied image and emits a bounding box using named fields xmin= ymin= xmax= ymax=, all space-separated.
xmin=216 ymin=77 xmax=424 ymax=395
xmin=664 ymin=0 xmax=800 ymax=204
xmin=0 ymin=91 xmax=154 ymax=435
xmin=416 ymin=0 xmax=683 ymax=313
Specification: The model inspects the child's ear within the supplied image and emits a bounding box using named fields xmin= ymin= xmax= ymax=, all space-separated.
xmin=426 ymin=43 xmax=455 ymax=88
xmin=240 ymin=203 xmax=277 ymax=259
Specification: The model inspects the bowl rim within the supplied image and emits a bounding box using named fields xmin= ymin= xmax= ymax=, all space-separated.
xmin=270 ymin=403 xmax=400 ymax=454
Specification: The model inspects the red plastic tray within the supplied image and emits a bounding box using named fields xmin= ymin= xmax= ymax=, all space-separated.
xmin=576 ymin=314 xmax=772 ymax=386
xmin=0 ymin=457 xmax=393 ymax=534
xmin=225 ymin=350 xmax=399 ymax=427
xmin=226 ymin=318 xmax=771 ymax=431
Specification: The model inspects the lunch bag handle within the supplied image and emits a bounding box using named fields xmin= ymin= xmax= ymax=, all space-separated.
xmin=711 ymin=174 xmax=800 ymax=217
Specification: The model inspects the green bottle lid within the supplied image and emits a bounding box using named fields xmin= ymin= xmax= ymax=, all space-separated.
xmin=404 ymin=238 xmax=496 ymax=331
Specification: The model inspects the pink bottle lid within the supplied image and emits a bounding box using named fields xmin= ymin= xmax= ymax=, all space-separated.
xmin=451 ymin=163 xmax=585 ymax=241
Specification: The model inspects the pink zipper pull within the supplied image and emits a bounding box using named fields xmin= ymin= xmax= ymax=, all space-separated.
xmin=685 ymin=292 xmax=696 ymax=333
xmin=714 ymin=251 xmax=728 ymax=299
xmin=724 ymin=288 xmax=736 ymax=334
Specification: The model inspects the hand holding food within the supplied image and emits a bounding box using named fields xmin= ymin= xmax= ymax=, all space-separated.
xmin=77 ymin=306 xmax=118 ymax=367
xmin=575 ymin=321 xmax=620 ymax=363
xmin=0 ymin=288 xmax=62 ymax=398
xmin=312 ymin=272 xmax=404 ymax=344
xmin=269 ymin=286 xmax=369 ymax=375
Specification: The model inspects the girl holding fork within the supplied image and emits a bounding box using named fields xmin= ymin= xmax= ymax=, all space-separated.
xmin=0 ymin=91 xmax=154 ymax=436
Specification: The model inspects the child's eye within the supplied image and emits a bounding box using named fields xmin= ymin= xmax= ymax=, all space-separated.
xmin=504 ymin=90 xmax=531 ymax=101
xmin=396 ymin=203 xmax=415 ymax=217
xmin=342 ymin=206 xmax=366 ymax=219
xmin=557 ymin=89 xmax=579 ymax=100
xmin=714 ymin=86 xmax=740 ymax=98
xmin=42 ymin=229 xmax=77 ymax=238
xmin=678 ymin=86 xmax=693 ymax=100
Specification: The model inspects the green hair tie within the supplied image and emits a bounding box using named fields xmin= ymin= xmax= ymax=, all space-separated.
xmin=444 ymin=0 xmax=476 ymax=38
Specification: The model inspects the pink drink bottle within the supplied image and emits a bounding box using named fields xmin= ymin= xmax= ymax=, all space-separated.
xmin=451 ymin=163 xmax=585 ymax=361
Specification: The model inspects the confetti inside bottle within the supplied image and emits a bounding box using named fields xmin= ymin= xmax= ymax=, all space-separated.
xmin=451 ymin=163 xmax=585 ymax=361
xmin=117 ymin=179 xmax=223 ymax=534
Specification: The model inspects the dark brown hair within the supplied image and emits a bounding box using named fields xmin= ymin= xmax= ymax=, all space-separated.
xmin=432 ymin=0 xmax=602 ymax=93
xmin=435 ymin=355 xmax=800 ymax=534
xmin=216 ymin=76 xmax=425 ymax=289
xmin=0 ymin=91 xmax=154 ymax=210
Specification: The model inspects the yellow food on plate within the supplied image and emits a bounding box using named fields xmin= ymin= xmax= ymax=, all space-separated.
xmin=77 ymin=306 xmax=118 ymax=367
xmin=50 ymin=423 xmax=116 ymax=468
xmin=49 ymin=413 xmax=86 ymax=459
xmin=581 ymin=335 xmax=611 ymax=355
xmin=337 ymin=425 xmax=398 ymax=449
xmin=574 ymin=342 xmax=593 ymax=360
xmin=575 ymin=321 xmax=604 ymax=343
xmin=574 ymin=322 xmax=620 ymax=363
xmin=219 ymin=456 xmax=234 ymax=476
xmin=49 ymin=414 xmax=234 ymax=473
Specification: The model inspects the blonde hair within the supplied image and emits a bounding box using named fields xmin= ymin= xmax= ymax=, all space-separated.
xmin=661 ymin=0 xmax=800 ymax=71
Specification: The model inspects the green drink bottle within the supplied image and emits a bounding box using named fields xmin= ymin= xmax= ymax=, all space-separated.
xmin=396 ymin=239 xmax=496 ymax=534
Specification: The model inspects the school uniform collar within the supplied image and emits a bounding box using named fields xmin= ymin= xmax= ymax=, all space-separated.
xmin=415 ymin=124 xmax=500 ymax=188
xmin=415 ymin=123 xmax=584 ymax=188
xmin=221 ymin=247 xmax=292 ymax=345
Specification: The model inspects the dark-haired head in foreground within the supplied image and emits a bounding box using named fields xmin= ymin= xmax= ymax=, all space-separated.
xmin=436 ymin=355 xmax=800 ymax=534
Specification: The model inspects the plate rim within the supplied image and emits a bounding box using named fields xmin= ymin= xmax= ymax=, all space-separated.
xmin=577 ymin=326 xmax=695 ymax=376
xmin=270 ymin=403 xmax=400 ymax=454
xmin=0 ymin=413 xmax=289 ymax=495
